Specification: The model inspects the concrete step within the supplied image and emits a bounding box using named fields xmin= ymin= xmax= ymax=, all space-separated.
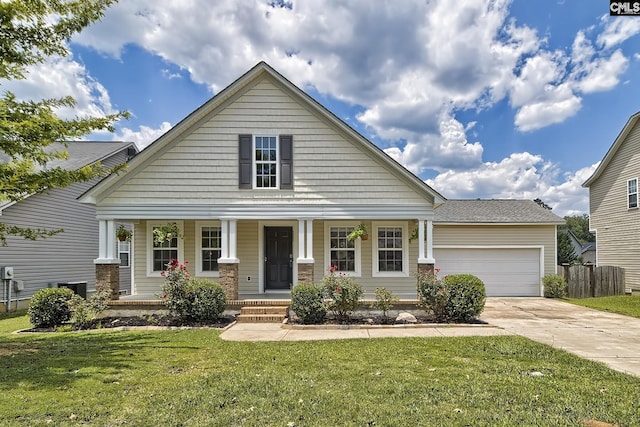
xmin=240 ymin=306 xmax=288 ymax=315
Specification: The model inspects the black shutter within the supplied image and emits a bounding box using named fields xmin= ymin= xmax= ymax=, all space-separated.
xmin=280 ymin=135 xmax=293 ymax=189
xmin=239 ymin=134 xmax=252 ymax=189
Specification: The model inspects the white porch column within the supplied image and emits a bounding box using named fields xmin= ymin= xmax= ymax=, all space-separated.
xmin=426 ymin=219 xmax=435 ymax=264
xmin=417 ymin=219 xmax=435 ymax=264
xmin=296 ymin=219 xmax=314 ymax=263
xmin=94 ymin=219 xmax=119 ymax=264
xmin=306 ymin=219 xmax=313 ymax=261
xmin=219 ymin=219 xmax=239 ymax=263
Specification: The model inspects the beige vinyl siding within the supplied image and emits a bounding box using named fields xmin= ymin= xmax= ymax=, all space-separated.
xmin=590 ymin=120 xmax=640 ymax=289
xmin=101 ymin=76 xmax=431 ymax=207
xmin=237 ymin=220 xmax=259 ymax=296
xmin=0 ymin=149 xmax=131 ymax=302
xmin=433 ymin=225 xmax=557 ymax=278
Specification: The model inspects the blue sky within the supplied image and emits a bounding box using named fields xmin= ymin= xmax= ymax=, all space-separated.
xmin=6 ymin=0 xmax=640 ymax=216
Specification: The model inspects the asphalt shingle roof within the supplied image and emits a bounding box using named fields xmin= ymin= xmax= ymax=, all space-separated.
xmin=434 ymin=199 xmax=565 ymax=224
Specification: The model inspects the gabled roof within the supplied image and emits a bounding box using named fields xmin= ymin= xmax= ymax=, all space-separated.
xmin=581 ymin=241 xmax=596 ymax=253
xmin=1 ymin=141 xmax=135 ymax=212
xmin=583 ymin=111 xmax=640 ymax=187
xmin=434 ymin=199 xmax=565 ymax=224
xmin=79 ymin=61 xmax=446 ymax=205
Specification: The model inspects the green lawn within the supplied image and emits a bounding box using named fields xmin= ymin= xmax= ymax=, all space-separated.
xmin=0 ymin=314 xmax=639 ymax=426
xmin=567 ymin=295 xmax=640 ymax=318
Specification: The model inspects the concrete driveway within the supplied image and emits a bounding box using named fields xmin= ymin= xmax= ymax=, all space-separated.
xmin=481 ymin=298 xmax=640 ymax=377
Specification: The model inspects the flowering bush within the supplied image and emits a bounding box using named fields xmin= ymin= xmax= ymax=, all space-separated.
xmin=417 ymin=270 xmax=486 ymax=322
xmin=161 ymin=260 xmax=226 ymax=322
xmin=322 ymin=265 xmax=363 ymax=320
xmin=291 ymin=282 xmax=327 ymax=324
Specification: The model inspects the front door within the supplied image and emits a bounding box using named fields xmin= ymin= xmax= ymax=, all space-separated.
xmin=265 ymin=227 xmax=293 ymax=290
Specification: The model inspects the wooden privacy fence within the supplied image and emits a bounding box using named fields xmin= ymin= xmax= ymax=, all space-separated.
xmin=560 ymin=265 xmax=625 ymax=298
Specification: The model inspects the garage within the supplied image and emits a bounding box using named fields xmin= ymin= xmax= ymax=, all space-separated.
xmin=433 ymin=248 xmax=542 ymax=297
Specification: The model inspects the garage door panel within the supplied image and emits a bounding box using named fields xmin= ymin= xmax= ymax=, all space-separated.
xmin=434 ymin=248 xmax=540 ymax=297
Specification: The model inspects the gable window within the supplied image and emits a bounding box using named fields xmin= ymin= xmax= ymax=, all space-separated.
xmin=196 ymin=222 xmax=221 ymax=277
xmin=118 ymin=240 xmax=130 ymax=268
xmin=239 ymin=134 xmax=293 ymax=190
xmin=147 ymin=221 xmax=184 ymax=276
xmin=628 ymin=178 xmax=638 ymax=209
xmin=372 ymin=222 xmax=409 ymax=277
xmin=255 ymin=136 xmax=278 ymax=188
xmin=324 ymin=223 xmax=361 ymax=276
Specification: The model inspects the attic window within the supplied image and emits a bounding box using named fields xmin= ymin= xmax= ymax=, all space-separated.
xmin=628 ymin=178 xmax=638 ymax=209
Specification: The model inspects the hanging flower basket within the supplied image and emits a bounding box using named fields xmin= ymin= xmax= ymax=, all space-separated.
xmin=153 ymin=222 xmax=182 ymax=245
xmin=347 ymin=223 xmax=368 ymax=242
xmin=116 ymin=225 xmax=132 ymax=242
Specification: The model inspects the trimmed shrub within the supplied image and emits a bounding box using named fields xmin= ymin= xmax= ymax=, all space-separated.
xmin=189 ymin=278 xmax=227 ymax=323
xmin=291 ymin=283 xmax=326 ymax=324
xmin=161 ymin=260 xmax=227 ymax=322
xmin=28 ymin=287 xmax=76 ymax=328
xmin=417 ymin=273 xmax=486 ymax=322
xmin=543 ymin=274 xmax=567 ymax=298
xmin=322 ymin=270 xmax=363 ymax=320
xmin=371 ymin=287 xmax=399 ymax=318
xmin=442 ymin=274 xmax=486 ymax=322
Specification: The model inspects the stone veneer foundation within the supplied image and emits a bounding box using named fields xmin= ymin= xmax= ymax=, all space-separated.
xmin=96 ymin=263 xmax=120 ymax=300
xmin=219 ymin=263 xmax=239 ymax=300
xmin=297 ymin=263 xmax=314 ymax=284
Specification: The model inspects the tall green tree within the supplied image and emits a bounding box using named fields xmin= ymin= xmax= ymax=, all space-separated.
xmin=0 ymin=0 xmax=127 ymax=245
xmin=557 ymin=231 xmax=579 ymax=265
xmin=563 ymin=214 xmax=595 ymax=244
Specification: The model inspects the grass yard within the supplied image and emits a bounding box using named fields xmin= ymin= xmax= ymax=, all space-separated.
xmin=567 ymin=295 xmax=640 ymax=319
xmin=0 ymin=314 xmax=639 ymax=426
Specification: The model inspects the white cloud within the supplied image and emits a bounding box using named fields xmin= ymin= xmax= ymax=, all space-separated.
xmin=427 ymin=155 xmax=598 ymax=216
xmin=597 ymin=15 xmax=640 ymax=49
xmin=114 ymin=122 xmax=172 ymax=150
xmin=1 ymin=55 xmax=116 ymax=120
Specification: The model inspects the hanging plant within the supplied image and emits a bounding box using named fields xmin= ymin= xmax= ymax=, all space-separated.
xmin=347 ymin=223 xmax=368 ymax=242
xmin=153 ymin=222 xmax=182 ymax=245
xmin=116 ymin=225 xmax=132 ymax=242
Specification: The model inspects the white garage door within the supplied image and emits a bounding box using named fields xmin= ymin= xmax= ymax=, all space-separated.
xmin=434 ymin=248 xmax=541 ymax=297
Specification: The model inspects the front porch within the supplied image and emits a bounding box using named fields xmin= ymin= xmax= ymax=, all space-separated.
xmin=94 ymin=218 xmax=436 ymax=301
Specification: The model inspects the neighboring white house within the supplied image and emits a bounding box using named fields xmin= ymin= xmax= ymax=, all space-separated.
xmin=583 ymin=111 xmax=640 ymax=292
xmin=79 ymin=62 xmax=562 ymax=300
xmin=0 ymin=142 xmax=136 ymax=312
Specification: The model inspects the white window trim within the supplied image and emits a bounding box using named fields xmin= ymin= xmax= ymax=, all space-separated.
xmin=146 ymin=221 xmax=184 ymax=277
xmin=628 ymin=178 xmax=638 ymax=209
xmin=324 ymin=222 xmax=362 ymax=277
xmin=372 ymin=221 xmax=409 ymax=278
xmin=118 ymin=240 xmax=131 ymax=269
xmin=253 ymin=134 xmax=280 ymax=190
xmin=195 ymin=221 xmax=221 ymax=277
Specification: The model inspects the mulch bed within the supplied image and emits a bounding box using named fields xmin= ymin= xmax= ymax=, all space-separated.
xmin=288 ymin=314 xmax=487 ymax=326
xmin=21 ymin=314 xmax=237 ymax=333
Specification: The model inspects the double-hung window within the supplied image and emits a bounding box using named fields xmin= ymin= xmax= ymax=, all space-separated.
xmin=147 ymin=221 xmax=183 ymax=276
xmin=628 ymin=178 xmax=638 ymax=209
xmin=325 ymin=224 xmax=361 ymax=276
xmin=196 ymin=222 xmax=221 ymax=276
xmin=373 ymin=222 xmax=408 ymax=277
xmin=255 ymin=136 xmax=278 ymax=188
xmin=238 ymin=134 xmax=292 ymax=190
xmin=118 ymin=240 xmax=130 ymax=268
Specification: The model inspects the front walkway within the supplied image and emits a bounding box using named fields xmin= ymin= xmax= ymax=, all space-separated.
xmin=220 ymin=322 xmax=510 ymax=341
xmin=480 ymin=297 xmax=640 ymax=377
